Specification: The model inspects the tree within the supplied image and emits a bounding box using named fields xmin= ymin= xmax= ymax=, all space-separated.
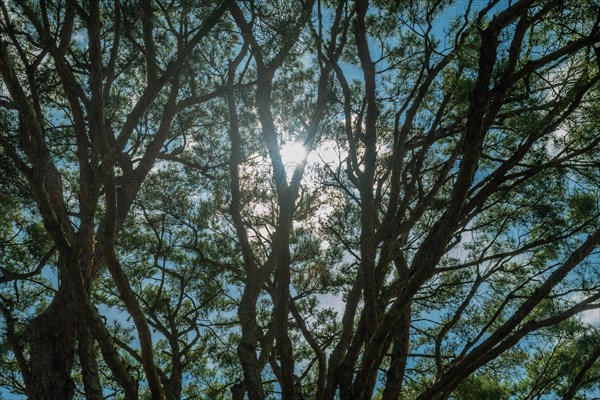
xmin=1 ymin=0 xmax=600 ymax=399
xmin=0 ymin=0 xmax=232 ymax=398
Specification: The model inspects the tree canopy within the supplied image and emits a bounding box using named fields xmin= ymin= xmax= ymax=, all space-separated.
xmin=1 ymin=0 xmax=600 ymax=399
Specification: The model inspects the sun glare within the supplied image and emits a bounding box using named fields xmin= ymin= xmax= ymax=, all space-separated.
xmin=280 ymin=141 xmax=307 ymax=168
xmin=276 ymin=140 xmax=344 ymax=183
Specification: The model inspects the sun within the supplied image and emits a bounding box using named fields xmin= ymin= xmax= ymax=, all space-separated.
xmin=277 ymin=139 xmax=343 ymax=183
xmin=280 ymin=141 xmax=307 ymax=169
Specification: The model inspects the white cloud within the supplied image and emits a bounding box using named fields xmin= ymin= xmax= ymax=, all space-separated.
xmin=317 ymin=293 xmax=345 ymax=321
xmin=579 ymin=308 xmax=600 ymax=327
xmin=546 ymin=126 xmax=568 ymax=156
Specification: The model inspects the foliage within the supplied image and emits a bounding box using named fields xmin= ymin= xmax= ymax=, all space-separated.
xmin=1 ymin=1 xmax=600 ymax=400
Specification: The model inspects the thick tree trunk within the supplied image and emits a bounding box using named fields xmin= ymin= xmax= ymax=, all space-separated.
xmin=28 ymin=285 xmax=75 ymax=400
xmin=78 ymin=324 xmax=104 ymax=400
xmin=382 ymin=303 xmax=411 ymax=400
xmin=237 ymin=286 xmax=265 ymax=400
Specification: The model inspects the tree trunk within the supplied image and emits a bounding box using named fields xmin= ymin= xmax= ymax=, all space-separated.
xmin=28 ymin=285 xmax=76 ymax=400
xmin=382 ymin=303 xmax=411 ymax=400
xmin=78 ymin=324 xmax=104 ymax=400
